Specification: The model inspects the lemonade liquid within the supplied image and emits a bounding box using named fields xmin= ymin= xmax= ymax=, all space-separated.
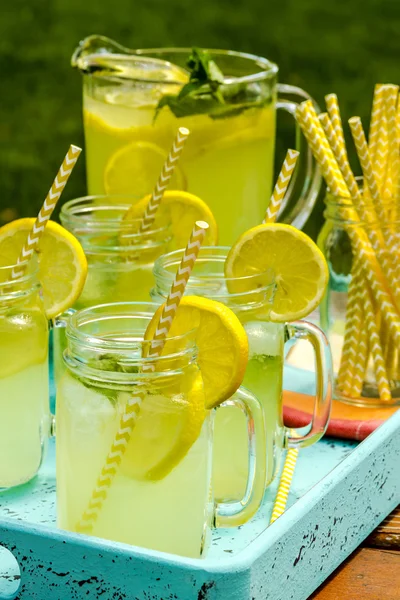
xmin=55 ymin=199 xmax=171 ymax=382
xmin=82 ymin=65 xmax=276 ymax=246
xmin=60 ymin=199 xmax=171 ymax=307
xmin=213 ymin=320 xmax=284 ymax=500
xmin=56 ymin=306 xmax=213 ymax=558
xmin=151 ymin=248 xmax=284 ymax=501
xmin=0 ymin=288 xmax=49 ymax=488
xmin=57 ymin=371 xmax=212 ymax=557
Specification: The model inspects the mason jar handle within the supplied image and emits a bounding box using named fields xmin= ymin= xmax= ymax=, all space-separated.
xmin=285 ymin=320 xmax=333 ymax=448
xmin=276 ymin=84 xmax=322 ymax=231
xmin=214 ymin=389 xmax=267 ymax=528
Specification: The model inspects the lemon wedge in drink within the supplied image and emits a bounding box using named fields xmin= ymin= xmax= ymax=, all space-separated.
xmin=120 ymin=372 xmax=206 ymax=481
xmin=104 ymin=141 xmax=187 ymax=197
xmin=122 ymin=190 xmax=218 ymax=247
xmin=121 ymin=296 xmax=248 ymax=481
xmin=225 ymin=223 xmax=329 ymax=322
xmin=0 ymin=218 xmax=87 ymax=319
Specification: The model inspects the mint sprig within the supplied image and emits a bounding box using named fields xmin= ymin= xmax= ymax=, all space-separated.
xmin=155 ymin=48 xmax=268 ymax=120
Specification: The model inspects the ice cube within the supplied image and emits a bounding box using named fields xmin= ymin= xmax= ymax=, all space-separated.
xmin=244 ymin=321 xmax=283 ymax=358
xmin=60 ymin=372 xmax=117 ymax=433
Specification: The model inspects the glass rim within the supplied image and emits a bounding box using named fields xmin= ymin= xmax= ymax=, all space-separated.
xmin=325 ymin=176 xmax=400 ymax=225
xmin=72 ymin=35 xmax=279 ymax=85
xmin=326 ymin=175 xmax=399 ymax=202
xmin=153 ymin=246 xmax=276 ymax=296
xmin=60 ymin=196 xmax=171 ymax=239
xmin=67 ymin=301 xmax=197 ymax=358
xmin=0 ymin=258 xmax=38 ymax=286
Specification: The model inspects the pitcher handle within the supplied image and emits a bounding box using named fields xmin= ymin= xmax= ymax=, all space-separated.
xmin=215 ymin=388 xmax=267 ymax=528
xmin=276 ymin=84 xmax=322 ymax=231
xmin=285 ymin=320 xmax=333 ymax=448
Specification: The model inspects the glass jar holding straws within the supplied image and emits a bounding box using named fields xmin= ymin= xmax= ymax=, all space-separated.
xmin=319 ymin=185 xmax=400 ymax=405
xmin=296 ymin=85 xmax=400 ymax=407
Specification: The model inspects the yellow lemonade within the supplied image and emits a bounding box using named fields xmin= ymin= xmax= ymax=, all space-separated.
xmin=56 ymin=299 xmax=261 ymax=556
xmin=56 ymin=368 xmax=212 ymax=558
xmin=213 ymin=321 xmax=284 ymax=501
xmin=83 ymin=87 xmax=275 ymax=246
xmin=0 ymin=304 xmax=49 ymax=488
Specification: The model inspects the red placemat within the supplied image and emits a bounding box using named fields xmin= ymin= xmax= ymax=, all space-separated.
xmin=283 ymin=390 xmax=399 ymax=441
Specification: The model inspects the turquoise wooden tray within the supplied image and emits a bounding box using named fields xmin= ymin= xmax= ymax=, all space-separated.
xmin=1 ymin=368 xmax=399 ymax=600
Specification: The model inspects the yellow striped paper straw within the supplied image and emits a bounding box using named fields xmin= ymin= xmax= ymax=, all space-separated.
xmin=295 ymin=102 xmax=350 ymax=198
xmin=270 ymin=445 xmax=299 ymax=524
xmin=318 ymin=113 xmax=377 ymax=226
xmin=77 ymin=220 xmax=209 ymax=534
xmin=348 ymin=301 xmax=369 ymax=398
xmin=373 ymin=111 xmax=389 ymax=194
xmin=264 ymin=149 xmax=299 ymax=223
xmin=139 ymin=127 xmax=190 ymax=233
xmin=382 ymin=85 xmax=399 ymax=200
xmin=368 ymin=84 xmax=386 ymax=162
xmin=396 ymin=94 xmax=400 ymax=154
xmin=325 ymin=94 xmax=346 ymax=149
xmin=11 ymin=145 xmax=81 ymax=280
xmin=348 ymin=117 xmax=400 ymax=308
xmin=296 ymin=102 xmax=400 ymax=348
xmin=336 ymin=261 xmax=365 ymax=394
xmin=358 ymin=280 xmax=391 ymax=401
xmin=338 ymin=259 xmax=389 ymax=401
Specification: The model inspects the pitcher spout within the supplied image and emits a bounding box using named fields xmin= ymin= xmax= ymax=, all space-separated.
xmin=71 ymin=35 xmax=135 ymax=73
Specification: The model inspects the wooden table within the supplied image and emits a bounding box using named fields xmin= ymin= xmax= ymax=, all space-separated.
xmin=310 ymin=506 xmax=400 ymax=599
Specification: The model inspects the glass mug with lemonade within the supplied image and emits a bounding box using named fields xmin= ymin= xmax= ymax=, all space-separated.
xmin=151 ymin=233 xmax=332 ymax=500
xmin=72 ymin=36 xmax=321 ymax=245
xmin=53 ymin=191 xmax=218 ymax=381
xmin=56 ymin=300 xmax=267 ymax=558
xmin=0 ymin=215 xmax=87 ymax=489
xmin=0 ymin=258 xmax=49 ymax=489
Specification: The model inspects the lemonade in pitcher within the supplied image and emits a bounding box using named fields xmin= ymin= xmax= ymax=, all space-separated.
xmin=74 ymin=42 xmax=276 ymax=245
xmin=73 ymin=37 xmax=323 ymax=245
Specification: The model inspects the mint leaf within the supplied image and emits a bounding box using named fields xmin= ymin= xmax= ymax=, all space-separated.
xmin=155 ymin=48 xmax=268 ymax=120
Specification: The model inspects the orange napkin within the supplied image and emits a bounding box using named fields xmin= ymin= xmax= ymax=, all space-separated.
xmin=283 ymin=390 xmax=398 ymax=441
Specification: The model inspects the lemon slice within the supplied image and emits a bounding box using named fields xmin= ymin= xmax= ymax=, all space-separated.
xmin=123 ymin=190 xmax=218 ymax=248
xmin=120 ymin=296 xmax=248 ymax=481
xmin=225 ymin=223 xmax=329 ymax=322
xmin=120 ymin=372 xmax=206 ymax=481
xmin=104 ymin=141 xmax=187 ymax=197
xmin=0 ymin=218 xmax=87 ymax=319
xmin=144 ymin=296 xmax=248 ymax=409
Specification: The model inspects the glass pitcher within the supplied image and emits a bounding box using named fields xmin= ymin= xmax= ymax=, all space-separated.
xmin=72 ymin=35 xmax=321 ymax=245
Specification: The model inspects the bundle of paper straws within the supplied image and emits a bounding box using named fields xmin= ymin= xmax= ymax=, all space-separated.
xmin=295 ymin=85 xmax=400 ymax=403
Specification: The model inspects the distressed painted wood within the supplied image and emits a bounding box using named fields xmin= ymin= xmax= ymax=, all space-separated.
xmin=0 ymin=410 xmax=398 ymax=599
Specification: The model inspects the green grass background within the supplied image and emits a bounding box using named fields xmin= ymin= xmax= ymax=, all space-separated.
xmin=1 ymin=0 xmax=399 ymax=238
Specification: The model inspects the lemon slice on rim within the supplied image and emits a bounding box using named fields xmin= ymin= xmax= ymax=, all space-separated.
xmin=0 ymin=218 xmax=87 ymax=319
xmin=143 ymin=296 xmax=248 ymax=408
xmin=104 ymin=141 xmax=186 ymax=197
xmin=121 ymin=296 xmax=248 ymax=481
xmin=122 ymin=190 xmax=218 ymax=248
xmin=225 ymin=223 xmax=329 ymax=322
